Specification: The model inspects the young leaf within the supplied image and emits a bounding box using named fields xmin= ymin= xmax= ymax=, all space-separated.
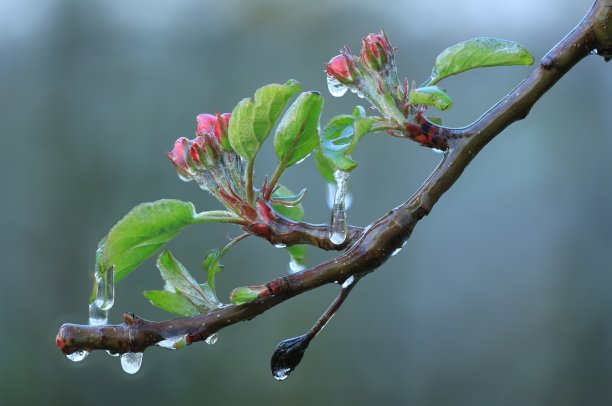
xmin=102 ymin=199 xmax=201 ymax=282
xmin=274 ymin=91 xmax=324 ymax=168
xmin=228 ymin=80 xmax=302 ymax=162
xmin=319 ymin=106 xmax=373 ymax=172
xmin=202 ymin=248 xmax=224 ymax=299
xmin=157 ymin=251 xmax=218 ymax=310
xmin=143 ymin=290 xmax=200 ymax=317
xmin=409 ymin=86 xmax=453 ymax=110
xmin=272 ymin=185 xmax=307 ymax=268
xmin=428 ymin=37 xmax=534 ymax=85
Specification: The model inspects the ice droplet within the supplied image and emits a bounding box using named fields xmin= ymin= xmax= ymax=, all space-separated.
xmin=288 ymin=257 xmax=307 ymax=274
xmin=274 ymin=243 xmax=287 ymax=248
xmin=66 ymin=350 xmax=89 ymax=362
xmin=326 ymin=75 xmax=348 ymax=97
xmin=205 ymin=333 xmax=218 ymax=345
xmin=106 ymin=350 xmax=120 ymax=357
xmin=94 ymin=266 xmax=114 ymax=311
xmin=273 ymin=367 xmax=291 ymax=381
xmin=157 ymin=335 xmax=187 ymax=350
xmin=341 ymin=275 xmax=355 ymax=288
xmin=326 ymin=183 xmax=352 ymax=210
xmin=120 ymin=352 xmax=143 ymax=374
xmin=329 ymin=170 xmax=350 ymax=245
xmin=88 ymin=302 xmax=108 ymax=326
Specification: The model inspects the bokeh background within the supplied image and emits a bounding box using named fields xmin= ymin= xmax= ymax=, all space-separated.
xmin=1 ymin=0 xmax=611 ymax=405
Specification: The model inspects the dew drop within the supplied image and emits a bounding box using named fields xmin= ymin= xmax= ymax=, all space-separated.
xmin=205 ymin=333 xmax=218 ymax=345
xmin=341 ymin=275 xmax=355 ymax=288
xmin=274 ymin=243 xmax=287 ymax=248
xmin=329 ymin=170 xmax=350 ymax=245
xmin=88 ymin=302 xmax=108 ymax=326
xmin=288 ymin=257 xmax=307 ymax=274
xmin=120 ymin=352 xmax=143 ymax=374
xmin=326 ymin=75 xmax=348 ymax=97
xmin=94 ymin=266 xmax=114 ymax=311
xmin=66 ymin=350 xmax=89 ymax=362
xmin=157 ymin=335 xmax=187 ymax=350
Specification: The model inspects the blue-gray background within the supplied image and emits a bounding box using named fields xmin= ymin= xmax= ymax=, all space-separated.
xmin=1 ymin=0 xmax=611 ymax=405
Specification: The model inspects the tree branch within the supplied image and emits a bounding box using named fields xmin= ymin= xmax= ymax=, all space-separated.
xmin=56 ymin=0 xmax=611 ymax=357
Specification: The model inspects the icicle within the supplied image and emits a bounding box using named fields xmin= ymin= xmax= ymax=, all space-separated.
xmin=329 ymin=170 xmax=350 ymax=245
xmin=88 ymin=302 xmax=108 ymax=326
xmin=205 ymin=334 xmax=218 ymax=345
xmin=66 ymin=350 xmax=89 ymax=362
xmin=326 ymin=182 xmax=352 ymax=210
xmin=94 ymin=266 xmax=114 ymax=311
xmin=120 ymin=352 xmax=143 ymax=374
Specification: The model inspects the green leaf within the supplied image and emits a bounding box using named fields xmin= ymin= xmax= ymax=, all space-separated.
xmin=102 ymin=199 xmax=201 ymax=282
xmin=157 ymin=251 xmax=218 ymax=310
xmin=428 ymin=37 xmax=534 ymax=85
xmin=274 ymin=91 xmax=324 ymax=168
xmin=314 ymin=148 xmax=335 ymax=184
xmin=271 ymin=185 xmax=305 ymax=221
xmin=409 ymin=86 xmax=453 ymax=110
xmin=286 ymin=244 xmax=306 ymax=268
xmin=269 ymin=188 xmax=307 ymax=206
xmin=143 ymin=290 xmax=200 ymax=317
xmin=228 ymin=80 xmax=302 ymax=162
xmin=319 ymin=106 xmax=373 ymax=172
xmin=201 ymin=249 xmax=224 ymax=300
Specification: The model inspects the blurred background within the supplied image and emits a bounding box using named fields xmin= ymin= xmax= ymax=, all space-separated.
xmin=1 ymin=0 xmax=611 ymax=405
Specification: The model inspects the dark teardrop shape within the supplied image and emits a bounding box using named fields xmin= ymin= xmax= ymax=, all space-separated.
xmin=270 ymin=334 xmax=311 ymax=381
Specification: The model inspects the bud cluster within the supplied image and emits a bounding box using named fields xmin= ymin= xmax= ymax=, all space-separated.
xmin=167 ymin=113 xmax=256 ymax=220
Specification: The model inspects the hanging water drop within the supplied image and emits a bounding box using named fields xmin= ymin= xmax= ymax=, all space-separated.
xmin=273 ymin=368 xmax=291 ymax=381
xmin=356 ymin=91 xmax=365 ymax=99
xmin=205 ymin=333 xmax=218 ymax=345
xmin=288 ymin=256 xmax=307 ymax=274
xmin=66 ymin=350 xmax=89 ymax=362
xmin=120 ymin=352 xmax=143 ymax=374
xmin=157 ymin=335 xmax=187 ymax=350
xmin=329 ymin=170 xmax=350 ymax=245
xmin=106 ymin=350 xmax=120 ymax=357
xmin=274 ymin=243 xmax=287 ymax=248
xmin=88 ymin=302 xmax=108 ymax=326
xmin=326 ymin=75 xmax=348 ymax=97
xmin=94 ymin=266 xmax=114 ymax=311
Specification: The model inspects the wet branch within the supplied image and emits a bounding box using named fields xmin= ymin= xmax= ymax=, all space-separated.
xmin=57 ymin=0 xmax=611 ymax=357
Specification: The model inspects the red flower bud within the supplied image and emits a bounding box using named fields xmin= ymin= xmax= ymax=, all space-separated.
xmin=196 ymin=112 xmax=231 ymax=140
xmin=360 ymin=29 xmax=394 ymax=72
xmin=325 ymin=52 xmax=358 ymax=85
xmin=167 ymin=137 xmax=190 ymax=170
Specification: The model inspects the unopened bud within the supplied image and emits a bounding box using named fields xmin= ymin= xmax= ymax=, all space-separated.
xmin=230 ymin=285 xmax=269 ymax=305
xmin=360 ymin=29 xmax=394 ymax=72
xmin=325 ymin=52 xmax=358 ymax=86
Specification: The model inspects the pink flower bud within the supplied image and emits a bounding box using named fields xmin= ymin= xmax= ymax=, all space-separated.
xmin=167 ymin=137 xmax=190 ymax=170
xmin=325 ymin=52 xmax=358 ymax=85
xmin=196 ymin=114 xmax=217 ymax=137
xmin=360 ymin=29 xmax=394 ymax=72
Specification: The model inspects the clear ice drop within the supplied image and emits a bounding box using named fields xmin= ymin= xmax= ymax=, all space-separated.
xmin=66 ymin=350 xmax=89 ymax=362
xmin=329 ymin=170 xmax=350 ymax=245
xmin=341 ymin=275 xmax=355 ymax=289
xmin=326 ymin=75 xmax=348 ymax=97
xmin=88 ymin=302 xmax=108 ymax=326
xmin=288 ymin=256 xmax=307 ymax=274
xmin=205 ymin=334 xmax=218 ymax=345
xmin=94 ymin=266 xmax=114 ymax=311
xmin=273 ymin=367 xmax=291 ymax=381
xmin=120 ymin=352 xmax=143 ymax=374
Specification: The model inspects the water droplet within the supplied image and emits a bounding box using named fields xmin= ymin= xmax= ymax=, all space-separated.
xmin=274 ymin=243 xmax=287 ymax=248
xmin=205 ymin=334 xmax=218 ymax=345
xmin=66 ymin=350 xmax=89 ymax=362
xmin=288 ymin=257 xmax=307 ymax=274
xmin=88 ymin=302 xmax=108 ymax=326
xmin=271 ymin=335 xmax=310 ymax=381
xmin=157 ymin=335 xmax=187 ymax=350
xmin=431 ymin=148 xmax=444 ymax=154
xmin=120 ymin=352 xmax=143 ymax=374
xmin=329 ymin=170 xmax=350 ymax=245
xmin=106 ymin=350 xmax=120 ymax=357
xmin=341 ymin=275 xmax=355 ymax=288
xmin=326 ymin=183 xmax=352 ymax=210
xmin=326 ymin=75 xmax=348 ymax=97
xmin=356 ymin=91 xmax=365 ymax=99
xmin=273 ymin=368 xmax=291 ymax=381
xmin=94 ymin=266 xmax=114 ymax=311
